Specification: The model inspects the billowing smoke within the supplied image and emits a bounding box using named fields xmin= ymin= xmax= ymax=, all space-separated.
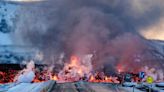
xmin=12 ymin=0 xmax=164 ymax=74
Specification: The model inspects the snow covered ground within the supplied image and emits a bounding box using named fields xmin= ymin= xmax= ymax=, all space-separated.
xmin=0 ymin=80 xmax=55 ymax=92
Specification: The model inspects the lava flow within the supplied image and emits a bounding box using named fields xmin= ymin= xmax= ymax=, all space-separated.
xmin=0 ymin=55 xmax=121 ymax=84
xmin=56 ymin=55 xmax=92 ymax=82
xmin=51 ymin=55 xmax=120 ymax=83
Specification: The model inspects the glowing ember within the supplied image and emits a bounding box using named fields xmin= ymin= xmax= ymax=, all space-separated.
xmin=0 ymin=70 xmax=18 ymax=84
xmin=0 ymin=55 xmax=121 ymax=84
xmin=51 ymin=75 xmax=58 ymax=81
xmin=88 ymin=72 xmax=119 ymax=83
xmin=3 ymin=55 xmax=161 ymax=84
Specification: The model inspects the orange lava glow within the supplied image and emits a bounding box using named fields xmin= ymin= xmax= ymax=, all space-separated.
xmin=0 ymin=70 xmax=17 ymax=84
xmin=70 ymin=55 xmax=79 ymax=66
xmin=0 ymin=55 xmax=122 ymax=84
xmin=88 ymin=72 xmax=119 ymax=83
xmin=51 ymin=75 xmax=58 ymax=81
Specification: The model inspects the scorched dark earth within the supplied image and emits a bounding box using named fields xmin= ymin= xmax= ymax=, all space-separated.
xmin=0 ymin=0 xmax=164 ymax=92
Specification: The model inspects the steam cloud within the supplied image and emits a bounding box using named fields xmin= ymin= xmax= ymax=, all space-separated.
xmin=12 ymin=0 xmax=164 ymax=73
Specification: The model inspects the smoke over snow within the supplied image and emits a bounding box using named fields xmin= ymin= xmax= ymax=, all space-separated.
xmin=12 ymin=0 xmax=164 ymax=73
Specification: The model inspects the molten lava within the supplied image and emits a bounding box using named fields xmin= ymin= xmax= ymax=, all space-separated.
xmin=1 ymin=55 xmax=121 ymax=84
xmin=53 ymin=55 xmax=121 ymax=83
xmin=0 ymin=70 xmax=18 ymax=84
xmin=88 ymin=72 xmax=119 ymax=83
xmin=51 ymin=75 xmax=58 ymax=81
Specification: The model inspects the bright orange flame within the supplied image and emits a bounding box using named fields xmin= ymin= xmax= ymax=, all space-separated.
xmin=70 ymin=55 xmax=79 ymax=66
xmin=89 ymin=75 xmax=95 ymax=81
xmin=33 ymin=79 xmax=42 ymax=83
xmin=52 ymin=75 xmax=58 ymax=81
xmin=2 ymin=55 xmax=123 ymax=84
xmin=69 ymin=55 xmax=84 ymax=76
xmin=105 ymin=76 xmax=108 ymax=80
xmin=88 ymin=73 xmax=114 ymax=83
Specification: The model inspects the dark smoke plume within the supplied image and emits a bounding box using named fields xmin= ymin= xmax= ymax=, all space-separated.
xmin=13 ymin=0 xmax=164 ymax=73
